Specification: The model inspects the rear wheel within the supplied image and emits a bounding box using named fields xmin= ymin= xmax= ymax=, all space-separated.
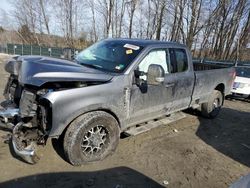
xmin=201 ymin=90 xmax=223 ymax=119
xmin=63 ymin=111 xmax=120 ymax=166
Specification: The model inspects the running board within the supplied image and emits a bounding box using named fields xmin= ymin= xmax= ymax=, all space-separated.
xmin=124 ymin=112 xmax=186 ymax=136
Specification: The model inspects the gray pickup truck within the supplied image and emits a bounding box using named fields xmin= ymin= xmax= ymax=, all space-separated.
xmin=0 ymin=39 xmax=235 ymax=165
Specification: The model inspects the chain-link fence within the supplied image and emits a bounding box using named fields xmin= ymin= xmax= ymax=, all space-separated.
xmin=0 ymin=43 xmax=81 ymax=59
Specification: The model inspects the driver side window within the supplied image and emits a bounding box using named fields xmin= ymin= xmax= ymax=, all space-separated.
xmin=138 ymin=49 xmax=169 ymax=80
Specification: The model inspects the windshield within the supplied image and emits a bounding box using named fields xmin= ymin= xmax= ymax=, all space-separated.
xmin=236 ymin=67 xmax=250 ymax=78
xmin=76 ymin=40 xmax=143 ymax=73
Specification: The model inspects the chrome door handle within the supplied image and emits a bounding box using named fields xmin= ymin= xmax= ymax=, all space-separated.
xmin=165 ymin=83 xmax=175 ymax=87
xmin=155 ymin=77 xmax=164 ymax=82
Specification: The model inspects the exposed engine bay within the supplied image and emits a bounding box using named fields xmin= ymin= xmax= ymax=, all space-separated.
xmin=0 ymin=56 xmax=112 ymax=164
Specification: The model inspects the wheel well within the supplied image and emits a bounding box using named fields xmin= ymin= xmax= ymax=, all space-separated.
xmin=215 ymin=83 xmax=225 ymax=94
xmin=214 ymin=83 xmax=225 ymax=105
xmin=98 ymin=109 xmax=121 ymax=127
xmin=60 ymin=109 xmax=121 ymax=139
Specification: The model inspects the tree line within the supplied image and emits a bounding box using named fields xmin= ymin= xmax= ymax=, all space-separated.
xmin=0 ymin=0 xmax=249 ymax=60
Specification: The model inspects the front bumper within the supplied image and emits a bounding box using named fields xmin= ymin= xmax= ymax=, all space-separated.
xmin=231 ymin=87 xmax=250 ymax=98
xmin=0 ymin=107 xmax=18 ymax=130
xmin=12 ymin=123 xmax=39 ymax=164
xmin=0 ymin=104 xmax=39 ymax=164
xmin=230 ymin=92 xmax=250 ymax=99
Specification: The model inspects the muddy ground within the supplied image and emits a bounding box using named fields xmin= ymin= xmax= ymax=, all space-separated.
xmin=0 ymin=54 xmax=249 ymax=188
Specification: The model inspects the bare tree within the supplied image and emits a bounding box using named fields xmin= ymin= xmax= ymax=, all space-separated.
xmin=169 ymin=0 xmax=186 ymax=43
xmin=127 ymin=0 xmax=139 ymax=38
xmin=53 ymin=0 xmax=82 ymax=47
xmin=156 ymin=0 xmax=167 ymax=40
xmin=118 ymin=0 xmax=126 ymax=37
xmin=88 ymin=0 xmax=98 ymax=41
xmin=94 ymin=0 xmax=115 ymax=37
xmin=39 ymin=0 xmax=50 ymax=35
xmin=222 ymin=0 xmax=247 ymax=59
xmin=11 ymin=0 xmax=40 ymax=44
xmin=186 ymin=0 xmax=203 ymax=49
xmin=146 ymin=0 xmax=151 ymax=38
xmin=230 ymin=8 xmax=250 ymax=60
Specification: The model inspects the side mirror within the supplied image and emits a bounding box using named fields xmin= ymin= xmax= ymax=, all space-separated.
xmin=147 ymin=64 xmax=165 ymax=85
xmin=134 ymin=68 xmax=146 ymax=86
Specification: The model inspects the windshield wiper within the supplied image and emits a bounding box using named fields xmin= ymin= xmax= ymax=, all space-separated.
xmin=75 ymin=59 xmax=115 ymax=73
xmin=79 ymin=62 xmax=103 ymax=70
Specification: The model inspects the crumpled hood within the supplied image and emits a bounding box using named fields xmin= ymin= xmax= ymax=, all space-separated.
xmin=6 ymin=56 xmax=113 ymax=87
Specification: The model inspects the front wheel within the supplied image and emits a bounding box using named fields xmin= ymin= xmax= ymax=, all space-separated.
xmin=201 ymin=90 xmax=223 ymax=119
xmin=63 ymin=111 xmax=120 ymax=166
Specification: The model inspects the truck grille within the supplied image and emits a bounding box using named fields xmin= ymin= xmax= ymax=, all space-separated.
xmin=19 ymin=90 xmax=37 ymax=117
xmin=233 ymin=82 xmax=245 ymax=88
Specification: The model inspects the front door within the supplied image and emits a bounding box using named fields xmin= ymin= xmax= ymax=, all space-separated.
xmin=128 ymin=48 xmax=195 ymax=125
xmin=128 ymin=48 xmax=174 ymax=124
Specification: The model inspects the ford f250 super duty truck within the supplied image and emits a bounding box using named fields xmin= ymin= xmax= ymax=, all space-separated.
xmin=0 ymin=39 xmax=235 ymax=165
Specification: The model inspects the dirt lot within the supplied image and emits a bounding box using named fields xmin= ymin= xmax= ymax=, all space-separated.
xmin=0 ymin=54 xmax=249 ymax=188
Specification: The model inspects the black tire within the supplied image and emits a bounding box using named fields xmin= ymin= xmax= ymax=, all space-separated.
xmin=201 ymin=90 xmax=223 ymax=119
xmin=63 ymin=111 xmax=120 ymax=166
xmin=225 ymin=95 xmax=231 ymax=100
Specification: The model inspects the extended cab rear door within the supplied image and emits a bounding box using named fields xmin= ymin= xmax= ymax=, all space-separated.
xmin=166 ymin=48 xmax=195 ymax=112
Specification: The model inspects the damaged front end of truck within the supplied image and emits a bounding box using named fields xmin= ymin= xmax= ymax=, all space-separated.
xmin=0 ymin=56 xmax=112 ymax=164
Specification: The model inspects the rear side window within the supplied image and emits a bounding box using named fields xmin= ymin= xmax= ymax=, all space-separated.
xmin=169 ymin=48 xmax=188 ymax=73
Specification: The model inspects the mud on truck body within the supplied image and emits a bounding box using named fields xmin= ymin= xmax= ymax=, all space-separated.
xmin=0 ymin=39 xmax=235 ymax=165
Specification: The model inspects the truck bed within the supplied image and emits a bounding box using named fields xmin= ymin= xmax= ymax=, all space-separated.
xmin=190 ymin=61 xmax=235 ymax=107
xmin=193 ymin=61 xmax=231 ymax=71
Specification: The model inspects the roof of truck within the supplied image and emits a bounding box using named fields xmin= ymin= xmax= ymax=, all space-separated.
xmin=104 ymin=38 xmax=186 ymax=48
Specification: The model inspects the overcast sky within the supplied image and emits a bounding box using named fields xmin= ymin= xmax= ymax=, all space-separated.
xmin=0 ymin=0 xmax=14 ymax=30
xmin=1 ymin=0 xmax=12 ymax=12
